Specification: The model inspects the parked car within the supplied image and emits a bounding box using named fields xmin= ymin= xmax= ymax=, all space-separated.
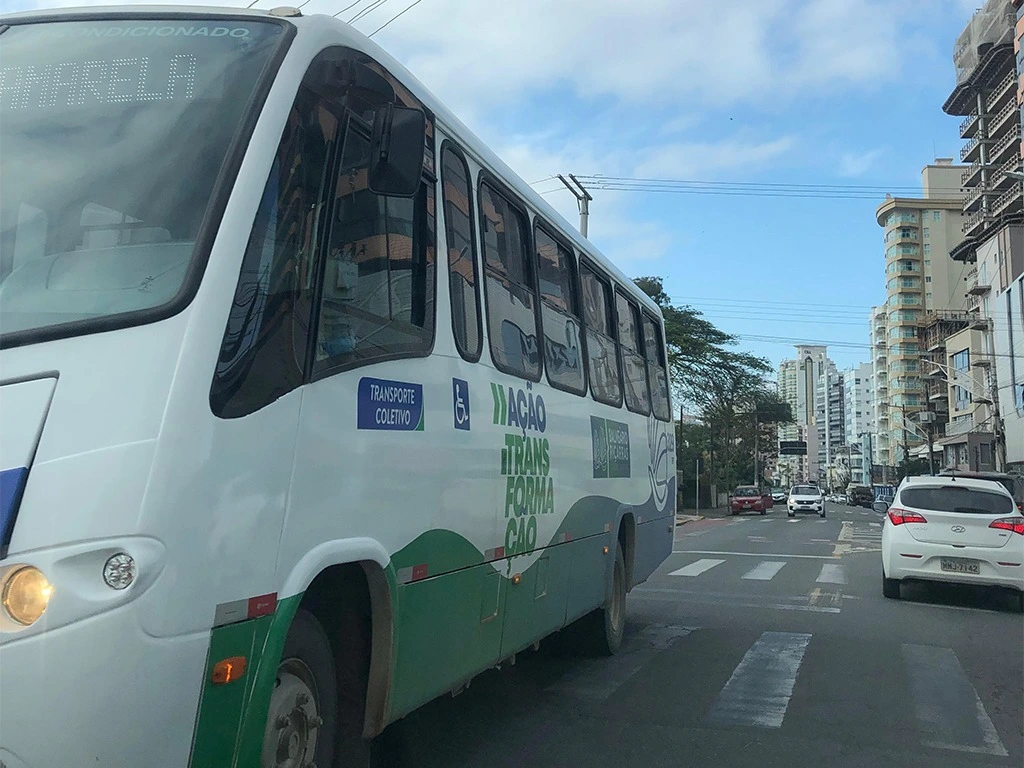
xmin=771 ymin=489 xmax=787 ymax=503
xmin=835 ymin=493 xmax=849 ymax=505
xmin=788 ymin=485 xmax=825 ymax=518
xmin=877 ymin=476 xmax=1024 ymax=610
xmin=731 ymin=486 xmax=772 ymax=516
xmin=848 ymin=484 xmax=874 ymax=508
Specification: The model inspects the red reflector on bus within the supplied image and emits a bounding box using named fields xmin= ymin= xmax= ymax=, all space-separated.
xmin=411 ymin=564 xmax=428 ymax=581
xmin=247 ymin=593 xmax=277 ymax=619
xmin=212 ymin=656 xmax=247 ymax=685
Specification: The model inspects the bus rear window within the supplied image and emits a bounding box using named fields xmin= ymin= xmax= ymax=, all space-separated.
xmin=0 ymin=19 xmax=285 ymax=344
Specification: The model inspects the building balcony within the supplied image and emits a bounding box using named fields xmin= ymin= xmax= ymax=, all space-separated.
xmin=988 ymin=98 xmax=1018 ymax=136
xmin=985 ymin=70 xmax=1016 ymax=115
xmin=990 ymin=123 xmax=1021 ymax=166
xmin=959 ymin=110 xmax=981 ymax=139
xmin=969 ymin=314 xmax=991 ymax=331
xmin=992 ymin=182 xmax=1023 ymax=216
xmin=945 ymin=416 xmax=975 ymax=437
xmin=963 ymin=183 xmax=989 ymax=212
xmin=963 ymin=208 xmax=995 ymax=237
xmin=960 ymin=134 xmax=987 ymax=163
xmin=972 ymin=356 xmax=992 ymax=368
xmin=961 ymin=161 xmax=983 ymax=187
xmin=968 ymin=281 xmax=991 ymax=296
xmin=991 ymin=156 xmax=1021 ymax=191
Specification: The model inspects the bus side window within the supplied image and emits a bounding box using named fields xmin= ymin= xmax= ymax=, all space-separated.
xmin=210 ymin=81 xmax=338 ymax=418
xmin=643 ymin=313 xmax=671 ymax=421
xmin=535 ymin=223 xmax=585 ymax=395
xmin=617 ymin=291 xmax=650 ymax=415
xmin=579 ymin=263 xmax=621 ymax=406
xmin=479 ymin=182 xmax=540 ymax=381
xmin=313 ymin=119 xmax=436 ymax=374
xmin=440 ymin=143 xmax=481 ymax=361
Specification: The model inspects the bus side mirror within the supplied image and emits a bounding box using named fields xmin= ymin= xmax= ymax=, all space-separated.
xmin=873 ymin=500 xmax=889 ymax=513
xmin=368 ymin=103 xmax=425 ymax=198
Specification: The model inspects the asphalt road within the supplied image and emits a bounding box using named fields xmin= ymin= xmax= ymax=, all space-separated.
xmin=376 ymin=502 xmax=1024 ymax=768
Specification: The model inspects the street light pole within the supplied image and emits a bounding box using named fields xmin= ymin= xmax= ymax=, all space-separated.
xmin=557 ymin=174 xmax=593 ymax=238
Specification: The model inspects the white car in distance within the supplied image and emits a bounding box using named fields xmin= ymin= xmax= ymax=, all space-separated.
xmin=788 ymin=485 xmax=825 ymax=518
xmin=879 ymin=476 xmax=1024 ymax=610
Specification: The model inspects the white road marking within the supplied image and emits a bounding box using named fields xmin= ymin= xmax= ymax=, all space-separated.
xmin=787 ymin=519 xmax=800 ymax=524
xmin=903 ymin=644 xmax=1008 ymax=757
xmin=669 ymin=559 xmax=725 ymax=577
xmin=632 ymin=590 xmax=840 ymax=613
xmin=869 ymin=522 xmax=881 ymax=528
xmin=742 ymin=561 xmax=787 ymax=581
xmin=816 ymin=563 xmax=847 ymax=584
xmin=747 ymin=535 xmax=768 ymax=542
xmin=707 ymin=631 xmax=812 ymax=728
xmin=810 ymin=538 xmax=832 ymax=543
xmin=671 ymin=550 xmax=839 ymax=559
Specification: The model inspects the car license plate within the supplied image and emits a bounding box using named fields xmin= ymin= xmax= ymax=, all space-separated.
xmin=940 ymin=558 xmax=980 ymax=575
xmin=743 ymin=503 xmax=751 ymax=508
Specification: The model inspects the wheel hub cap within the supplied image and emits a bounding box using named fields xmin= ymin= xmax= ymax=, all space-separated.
xmin=262 ymin=660 xmax=321 ymax=768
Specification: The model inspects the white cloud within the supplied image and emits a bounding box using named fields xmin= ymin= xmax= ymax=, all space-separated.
xmin=838 ymin=147 xmax=885 ymax=177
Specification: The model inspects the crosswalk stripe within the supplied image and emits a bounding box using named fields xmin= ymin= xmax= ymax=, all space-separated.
xmin=902 ymin=644 xmax=1008 ymax=757
xmin=669 ymin=559 xmax=725 ymax=577
xmin=816 ymin=563 xmax=846 ymax=584
xmin=742 ymin=561 xmax=787 ymax=581
xmin=707 ymin=631 xmax=811 ymax=728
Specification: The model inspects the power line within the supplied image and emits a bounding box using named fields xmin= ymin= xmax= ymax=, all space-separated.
xmin=574 ymin=174 xmax=970 ymax=194
xmin=368 ymin=0 xmax=426 ymax=35
xmin=333 ymin=0 xmax=369 ymax=16
xmin=350 ymin=0 xmax=389 ymax=24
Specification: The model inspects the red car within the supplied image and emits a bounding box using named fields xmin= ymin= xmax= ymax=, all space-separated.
xmin=731 ymin=486 xmax=773 ymax=515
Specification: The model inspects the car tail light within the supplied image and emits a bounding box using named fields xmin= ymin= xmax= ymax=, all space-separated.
xmin=888 ymin=508 xmax=927 ymax=526
xmin=988 ymin=517 xmax=1024 ymax=536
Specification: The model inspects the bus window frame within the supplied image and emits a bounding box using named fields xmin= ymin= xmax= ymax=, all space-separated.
xmin=476 ymin=169 xmax=544 ymax=384
xmin=641 ymin=308 xmax=672 ymax=422
xmin=578 ymin=255 xmax=623 ymax=408
xmin=0 ymin=13 xmax=296 ymax=352
xmin=614 ymin=287 xmax=651 ymax=417
xmin=439 ymin=139 xmax=483 ymax=364
xmin=307 ymin=53 xmax=439 ymax=383
xmin=533 ymin=217 xmax=587 ymax=397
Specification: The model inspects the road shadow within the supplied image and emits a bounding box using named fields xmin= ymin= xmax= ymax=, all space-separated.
xmin=899 ymin=580 xmax=1023 ymax=613
xmin=368 ymin=620 xmax=650 ymax=767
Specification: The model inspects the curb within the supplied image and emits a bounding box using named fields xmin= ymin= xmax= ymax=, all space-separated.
xmin=675 ymin=515 xmax=704 ymax=526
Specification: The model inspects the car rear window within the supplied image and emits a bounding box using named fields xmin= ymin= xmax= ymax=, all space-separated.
xmin=901 ymin=486 xmax=1013 ymax=515
xmin=734 ymin=487 xmax=759 ymax=496
xmin=792 ymin=486 xmax=818 ymax=495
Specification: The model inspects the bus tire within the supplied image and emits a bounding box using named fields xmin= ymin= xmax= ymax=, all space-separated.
xmin=572 ymin=547 xmax=627 ymax=656
xmin=263 ymin=609 xmax=338 ymax=768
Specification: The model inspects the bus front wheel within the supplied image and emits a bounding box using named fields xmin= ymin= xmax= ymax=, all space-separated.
xmin=262 ymin=609 xmax=338 ymax=768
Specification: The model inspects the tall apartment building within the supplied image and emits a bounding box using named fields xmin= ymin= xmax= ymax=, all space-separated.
xmin=814 ymin=362 xmax=843 ymax=473
xmin=775 ymin=347 xmax=836 ymax=486
xmin=843 ymin=363 xmax=874 ymax=484
xmin=869 ymin=305 xmax=890 ymax=476
xmin=874 ymin=161 xmax=969 ymax=464
xmin=940 ymin=0 xmax=1024 ymax=471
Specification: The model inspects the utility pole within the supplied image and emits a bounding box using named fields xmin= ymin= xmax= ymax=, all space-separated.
xmin=900 ymin=403 xmax=910 ymax=479
xmin=695 ymin=457 xmax=700 ymax=515
xmin=557 ymin=174 xmax=593 ymax=238
xmin=927 ymin=420 xmax=936 ymax=476
xmin=753 ymin=409 xmax=759 ymax=487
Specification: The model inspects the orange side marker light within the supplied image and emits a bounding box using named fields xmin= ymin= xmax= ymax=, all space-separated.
xmin=212 ymin=656 xmax=247 ymax=685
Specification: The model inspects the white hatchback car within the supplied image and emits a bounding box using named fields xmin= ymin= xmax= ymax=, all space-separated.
xmin=788 ymin=485 xmax=825 ymax=518
xmin=879 ymin=476 xmax=1024 ymax=609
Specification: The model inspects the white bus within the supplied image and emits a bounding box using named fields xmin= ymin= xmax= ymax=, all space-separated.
xmin=0 ymin=7 xmax=676 ymax=767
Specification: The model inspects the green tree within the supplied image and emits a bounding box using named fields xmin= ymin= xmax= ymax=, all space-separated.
xmin=635 ymin=276 xmax=792 ymax=497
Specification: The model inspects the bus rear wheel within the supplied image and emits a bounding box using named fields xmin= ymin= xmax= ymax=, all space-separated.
xmin=571 ymin=547 xmax=626 ymax=656
xmin=263 ymin=609 xmax=338 ymax=768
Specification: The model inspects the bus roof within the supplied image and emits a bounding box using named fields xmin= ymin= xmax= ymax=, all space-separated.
xmin=2 ymin=4 xmax=664 ymax=318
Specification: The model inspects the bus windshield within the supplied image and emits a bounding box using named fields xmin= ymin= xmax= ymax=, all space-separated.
xmin=0 ymin=18 xmax=286 ymax=344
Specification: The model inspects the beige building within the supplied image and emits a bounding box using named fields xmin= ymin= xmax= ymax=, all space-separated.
xmin=938 ymin=325 xmax=998 ymax=470
xmin=874 ymin=161 xmax=970 ymax=462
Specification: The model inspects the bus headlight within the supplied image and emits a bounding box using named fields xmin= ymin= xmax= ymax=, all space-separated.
xmin=2 ymin=566 xmax=53 ymax=626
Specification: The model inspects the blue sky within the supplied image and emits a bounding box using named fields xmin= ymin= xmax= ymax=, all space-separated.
xmin=3 ymin=0 xmax=981 ymax=372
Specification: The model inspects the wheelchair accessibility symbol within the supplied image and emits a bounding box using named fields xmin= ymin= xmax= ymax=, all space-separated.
xmin=453 ymin=378 xmax=471 ymax=431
